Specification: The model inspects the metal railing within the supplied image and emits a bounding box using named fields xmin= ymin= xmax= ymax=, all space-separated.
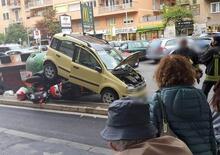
xmin=99 ymin=3 xmax=133 ymax=14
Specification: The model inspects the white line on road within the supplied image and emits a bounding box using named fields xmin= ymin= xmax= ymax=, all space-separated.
xmin=0 ymin=104 xmax=108 ymax=119
xmin=0 ymin=127 xmax=112 ymax=155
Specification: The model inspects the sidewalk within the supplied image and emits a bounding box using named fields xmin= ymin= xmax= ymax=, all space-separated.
xmin=0 ymin=96 xmax=108 ymax=116
xmin=0 ymin=127 xmax=112 ymax=155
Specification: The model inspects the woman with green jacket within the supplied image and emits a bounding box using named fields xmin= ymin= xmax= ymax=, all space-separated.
xmin=150 ymin=55 xmax=217 ymax=155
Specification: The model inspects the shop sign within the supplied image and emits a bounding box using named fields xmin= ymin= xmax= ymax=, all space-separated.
xmin=60 ymin=14 xmax=72 ymax=34
xmin=80 ymin=3 xmax=95 ymax=34
xmin=175 ymin=20 xmax=193 ymax=29
xmin=115 ymin=27 xmax=137 ymax=34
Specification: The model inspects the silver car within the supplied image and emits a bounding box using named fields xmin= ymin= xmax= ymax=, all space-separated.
xmin=145 ymin=38 xmax=178 ymax=61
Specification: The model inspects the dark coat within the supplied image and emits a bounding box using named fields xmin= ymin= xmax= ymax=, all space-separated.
xmin=172 ymin=47 xmax=199 ymax=66
xmin=150 ymin=86 xmax=217 ymax=155
xmin=200 ymin=46 xmax=220 ymax=76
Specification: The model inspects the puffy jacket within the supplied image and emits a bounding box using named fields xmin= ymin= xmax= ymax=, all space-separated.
xmin=150 ymin=86 xmax=217 ymax=155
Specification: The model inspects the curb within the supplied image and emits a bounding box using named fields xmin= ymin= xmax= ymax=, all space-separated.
xmin=0 ymin=98 xmax=108 ymax=116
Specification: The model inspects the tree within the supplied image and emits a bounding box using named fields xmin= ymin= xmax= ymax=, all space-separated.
xmin=0 ymin=33 xmax=5 ymax=44
xmin=35 ymin=8 xmax=61 ymax=38
xmin=162 ymin=5 xmax=193 ymax=26
xmin=5 ymin=24 xmax=27 ymax=44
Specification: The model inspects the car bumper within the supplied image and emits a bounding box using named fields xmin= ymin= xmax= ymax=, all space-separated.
xmin=121 ymin=85 xmax=147 ymax=98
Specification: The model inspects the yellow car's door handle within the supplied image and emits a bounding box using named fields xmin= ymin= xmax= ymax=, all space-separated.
xmin=73 ymin=66 xmax=79 ymax=69
xmin=56 ymin=54 xmax=61 ymax=58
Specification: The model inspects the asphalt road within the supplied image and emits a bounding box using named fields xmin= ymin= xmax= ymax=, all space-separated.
xmin=0 ymin=106 xmax=107 ymax=148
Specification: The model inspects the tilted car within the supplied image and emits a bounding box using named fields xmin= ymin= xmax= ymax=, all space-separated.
xmin=43 ymin=33 xmax=146 ymax=103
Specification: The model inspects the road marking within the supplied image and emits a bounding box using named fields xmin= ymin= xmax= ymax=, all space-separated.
xmin=0 ymin=104 xmax=107 ymax=119
xmin=0 ymin=127 xmax=112 ymax=155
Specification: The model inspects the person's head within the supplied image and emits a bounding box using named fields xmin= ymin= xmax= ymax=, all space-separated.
xmin=211 ymin=81 xmax=220 ymax=112
xmin=212 ymin=34 xmax=220 ymax=47
xmin=179 ymin=38 xmax=188 ymax=48
xmin=101 ymin=97 xmax=157 ymax=152
xmin=155 ymin=55 xmax=196 ymax=88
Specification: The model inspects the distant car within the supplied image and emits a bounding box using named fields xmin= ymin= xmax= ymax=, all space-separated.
xmin=145 ymin=38 xmax=178 ymax=61
xmin=29 ymin=45 xmax=48 ymax=52
xmin=199 ymin=32 xmax=220 ymax=38
xmin=192 ymin=37 xmax=212 ymax=54
xmin=5 ymin=48 xmax=35 ymax=56
xmin=119 ymin=41 xmax=149 ymax=59
xmin=0 ymin=44 xmax=21 ymax=53
xmin=109 ymin=41 xmax=124 ymax=50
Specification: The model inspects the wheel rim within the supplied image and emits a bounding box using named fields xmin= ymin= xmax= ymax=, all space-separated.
xmin=103 ymin=92 xmax=115 ymax=103
xmin=44 ymin=65 xmax=55 ymax=79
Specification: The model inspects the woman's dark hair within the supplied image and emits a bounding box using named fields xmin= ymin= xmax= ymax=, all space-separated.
xmin=211 ymin=81 xmax=220 ymax=112
xmin=155 ymin=55 xmax=196 ymax=88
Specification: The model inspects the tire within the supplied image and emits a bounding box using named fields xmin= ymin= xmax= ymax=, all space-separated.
xmin=43 ymin=62 xmax=57 ymax=81
xmin=101 ymin=89 xmax=119 ymax=104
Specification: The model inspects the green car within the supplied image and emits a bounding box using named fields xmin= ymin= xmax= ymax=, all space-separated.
xmin=119 ymin=40 xmax=149 ymax=59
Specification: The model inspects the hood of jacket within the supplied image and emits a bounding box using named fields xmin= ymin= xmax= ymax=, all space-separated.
xmin=160 ymin=86 xmax=207 ymax=119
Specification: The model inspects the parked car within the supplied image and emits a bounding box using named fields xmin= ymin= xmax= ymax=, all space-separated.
xmin=119 ymin=41 xmax=149 ymax=59
xmin=109 ymin=41 xmax=124 ymax=50
xmin=145 ymin=38 xmax=178 ymax=61
xmin=0 ymin=44 xmax=21 ymax=53
xmin=192 ymin=37 xmax=212 ymax=54
xmin=43 ymin=33 xmax=146 ymax=103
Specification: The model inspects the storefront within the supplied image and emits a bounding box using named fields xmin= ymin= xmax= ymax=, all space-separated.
xmin=104 ymin=27 xmax=137 ymax=41
xmin=137 ymin=22 xmax=164 ymax=40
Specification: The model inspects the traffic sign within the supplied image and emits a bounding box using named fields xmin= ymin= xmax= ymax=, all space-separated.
xmin=80 ymin=3 xmax=95 ymax=34
xmin=33 ymin=29 xmax=41 ymax=40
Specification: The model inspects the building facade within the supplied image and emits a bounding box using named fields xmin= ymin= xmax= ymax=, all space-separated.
xmin=0 ymin=0 xmax=219 ymax=41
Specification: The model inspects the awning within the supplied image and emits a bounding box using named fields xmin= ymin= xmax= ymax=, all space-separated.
xmin=137 ymin=25 xmax=164 ymax=33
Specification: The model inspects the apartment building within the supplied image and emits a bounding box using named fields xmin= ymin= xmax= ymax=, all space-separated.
xmin=0 ymin=0 xmax=26 ymax=33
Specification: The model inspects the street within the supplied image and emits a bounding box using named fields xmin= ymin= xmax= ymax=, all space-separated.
xmin=0 ymin=105 xmax=110 ymax=155
xmin=0 ymin=60 xmax=210 ymax=155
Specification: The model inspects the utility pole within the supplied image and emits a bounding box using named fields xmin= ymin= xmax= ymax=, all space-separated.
xmin=125 ymin=9 xmax=129 ymax=40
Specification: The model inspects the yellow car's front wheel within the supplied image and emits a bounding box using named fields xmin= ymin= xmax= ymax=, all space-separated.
xmin=44 ymin=62 xmax=58 ymax=81
xmin=101 ymin=89 xmax=119 ymax=104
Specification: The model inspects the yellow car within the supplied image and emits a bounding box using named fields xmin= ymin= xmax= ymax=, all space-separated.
xmin=43 ymin=33 xmax=146 ymax=103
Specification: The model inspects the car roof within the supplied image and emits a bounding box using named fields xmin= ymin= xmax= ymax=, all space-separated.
xmin=53 ymin=33 xmax=110 ymax=49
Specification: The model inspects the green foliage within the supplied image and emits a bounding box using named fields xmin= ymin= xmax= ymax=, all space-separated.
xmin=36 ymin=8 xmax=61 ymax=36
xmin=0 ymin=33 xmax=5 ymax=44
xmin=5 ymin=24 xmax=27 ymax=44
xmin=162 ymin=5 xmax=193 ymax=26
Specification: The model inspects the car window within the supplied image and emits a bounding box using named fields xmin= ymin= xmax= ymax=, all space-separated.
xmin=120 ymin=43 xmax=128 ymax=50
xmin=149 ymin=40 xmax=161 ymax=48
xmin=0 ymin=47 xmax=10 ymax=53
xmin=165 ymin=39 xmax=177 ymax=46
xmin=77 ymin=48 xmax=100 ymax=70
xmin=128 ymin=42 xmax=143 ymax=48
xmin=58 ymin=41 xmax=74 ymax=57
xmin=50 ymin=38 xmax=59 ymax=49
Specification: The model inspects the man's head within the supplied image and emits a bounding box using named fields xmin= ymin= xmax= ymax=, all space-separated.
xmin=212 ymin=34 xmax=220 ymax=47
xmin=179 ymin=38 xmax=188 ymax=48
xmin=101 ymin=97 xmax=157 ymax=152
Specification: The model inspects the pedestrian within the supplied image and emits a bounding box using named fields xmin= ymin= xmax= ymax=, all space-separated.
xmin=210 ymin=81 xmax=220 ymax=151
xmin=201 ymin=34 xmax=220 ymax=97
xmin=172 ymin=38 xmax=202 ymax=83
xmin=101 ymin=97 xmax=193 ymax=155
xmin=150 ymin=55 xmax=217 ymax=155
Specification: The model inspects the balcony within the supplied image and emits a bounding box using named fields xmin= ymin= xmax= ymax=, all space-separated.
xmin=99 ymin=3 xmax=136 ymax=14
xmin=176 ymin=0 xmax=190 ymax=5
xmin=10 ymin=4 xmax=21 ymax=10
xmin=10 ymin=18 xmax=23 ymax=24
xmin=26 ymin=0 xmax=53 ymax=10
